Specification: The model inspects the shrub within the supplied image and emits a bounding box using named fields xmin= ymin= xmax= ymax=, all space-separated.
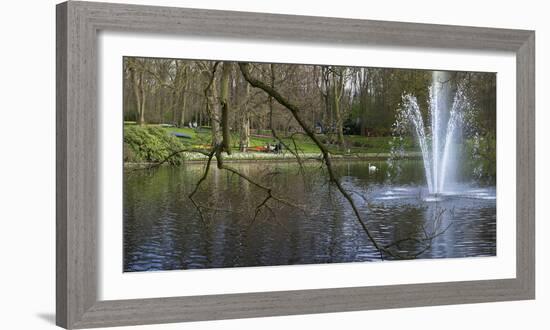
xmin=124 ymin=126 xmax=186 ymax=165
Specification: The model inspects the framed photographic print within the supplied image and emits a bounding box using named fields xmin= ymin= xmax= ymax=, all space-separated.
xmin=56 ymin=1 xmax=535 ymax=328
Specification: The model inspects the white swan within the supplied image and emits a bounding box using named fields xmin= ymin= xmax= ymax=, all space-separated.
xmin=368 ymin=163 xmax=377 ymax=172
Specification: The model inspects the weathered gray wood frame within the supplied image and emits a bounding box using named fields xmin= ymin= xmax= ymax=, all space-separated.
xmin=56 ymin=1 xmax=535 ymax=328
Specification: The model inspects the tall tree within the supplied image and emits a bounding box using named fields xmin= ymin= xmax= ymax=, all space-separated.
xmin=331 ymin=66 xmax=347 ymax=146
xmin=176 ymin=61 xmax=189 ymax=127
xmin=127 ymin=58 xmax=147 ymax=125
xmin=239 ymin=75 xmax=251 ymax=151
xmin=219 ymin=62 xmax=232 ymax=154
xmin=202 ymin=61 xmax=222 ymax=146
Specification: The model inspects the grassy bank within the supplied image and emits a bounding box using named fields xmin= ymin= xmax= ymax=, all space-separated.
xmin=122 ymin=124 xmax=495 ymax=184
xmin=162 ymin=127 xmax=418 ymax=153
xmin=123 ymin=124 xmax=419 ymax=164
xmin=124 ymin=124 xmax=419 ymax=162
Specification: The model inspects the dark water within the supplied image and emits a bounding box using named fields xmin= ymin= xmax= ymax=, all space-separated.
xmin=123 ymin=160 xmax=496 ymax=272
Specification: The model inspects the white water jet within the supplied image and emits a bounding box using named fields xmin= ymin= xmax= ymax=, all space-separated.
xmin=399 ymin=71 xmax=469 ymax=195
xmin=430 ymin=74 xmax=441 ymax=194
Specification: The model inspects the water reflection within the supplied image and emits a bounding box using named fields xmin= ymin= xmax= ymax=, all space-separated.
xmin=124 ymin=160 xmax=496 ymax=272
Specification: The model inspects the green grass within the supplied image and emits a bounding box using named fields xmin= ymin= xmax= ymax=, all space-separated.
xmin=124 ymin=123 xmax=420 ymax=163
xmin=123 ymin=124 xmax=492 ymax=183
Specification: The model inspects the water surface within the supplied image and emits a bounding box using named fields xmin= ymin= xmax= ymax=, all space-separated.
xmin=123 ymin=160 xmax=496 ymax=272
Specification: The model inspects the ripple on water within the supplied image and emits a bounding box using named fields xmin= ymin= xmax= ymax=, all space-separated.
xmin=123 ymin=162 xmax=496 ymax=271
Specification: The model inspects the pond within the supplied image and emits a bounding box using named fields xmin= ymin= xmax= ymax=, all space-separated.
xmin=123 ymin=160 xmax=496 ymax=272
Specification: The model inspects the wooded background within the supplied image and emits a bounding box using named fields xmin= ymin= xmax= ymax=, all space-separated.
xmin=123 ymin=58 xmax=496 ymax=149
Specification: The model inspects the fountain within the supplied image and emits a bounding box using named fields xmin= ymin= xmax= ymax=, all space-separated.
xmin=399 ymin=71 xmax=470 ymax=196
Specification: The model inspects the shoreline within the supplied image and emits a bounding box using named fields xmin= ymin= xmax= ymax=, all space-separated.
xmin=124 ymin=151 xmax=422 ymax=167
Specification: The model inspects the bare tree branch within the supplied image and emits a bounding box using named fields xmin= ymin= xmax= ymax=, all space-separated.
xmin=238 ymin=62 xmax=448 ymax=260
xmin=187 ymin=148 xmax=217 ymax=226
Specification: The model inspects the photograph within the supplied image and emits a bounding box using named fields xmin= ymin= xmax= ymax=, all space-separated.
xmin=2 ymin=0 xmax=543 ymax=328
xmin=122 ymin=58 xmax=497 ymax=272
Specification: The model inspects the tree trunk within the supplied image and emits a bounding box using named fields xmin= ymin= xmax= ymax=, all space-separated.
xmin=332 ymin=67 xmax=345 ymax=146
xmin=360 ymin=69 xmax=369 ymax=136
xmin=138 ymin=71 xmax=146 ymax=125
xmin=323 ymin=68 xmax=330 ymax=136
xmin=239 ymin=82 xmax=250 ymax=152
xmin=169 ymin=89 xmax=177 ymax=125
xmin=240 ymin=114 xmax=250 ymax=152
xmin=157 ymin=89 xmax=164 ymax=124
xmin=179 ymin=88 xmax=187 ymax=127
xmin=219 ymin=62 xmax=232 ymax=154
xmin=129 ymin=60 xmax=146 ymax=126
xmin=210 ymin=83 xmax=221 ymax=146
xmin=178 ymin=65 xmax=189 ymax=127
xmin=205 ymin=62 xmax=222 ymax=147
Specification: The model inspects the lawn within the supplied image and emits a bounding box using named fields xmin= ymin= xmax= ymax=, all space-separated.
xmin=157 ymin=126 xmax=417 ymax=154
xmin=123 ymin=123 xmax=420 ymax=164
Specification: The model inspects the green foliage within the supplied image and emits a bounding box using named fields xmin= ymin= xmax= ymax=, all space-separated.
xmin=124 ymin=126 xmax=187 ymax=165
xmin=462 ymin=133 xmax=496 ymax=184
xmin=123 ymin=125 xmax=420 ymax=164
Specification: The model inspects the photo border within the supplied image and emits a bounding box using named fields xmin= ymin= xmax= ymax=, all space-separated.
xmin=56 ymin=1 xmax=535 ymax=328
